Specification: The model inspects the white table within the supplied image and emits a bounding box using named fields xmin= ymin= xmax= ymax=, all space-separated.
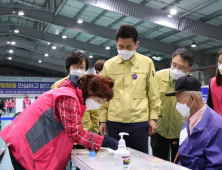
xmin=71 ymin=148 xmax=191 ymax=170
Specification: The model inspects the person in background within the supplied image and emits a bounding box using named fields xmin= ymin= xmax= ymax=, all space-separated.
xmin=51 ymin=51 xmax=88 ymax=89
xmin=0 ymin=99 xmax=3 ymax=126
xmin=207 ymin=49 xmax=222 ymax=115
xmin=12 ymin=98 xmax=16 ymax=113
xmin=166 ymin=75 xmax=222 ymax=170
xmin=94 ymin=60 xmax=106 ymax=75
xmin=23 ymin=94 xmax=31 ymax=110
xmin=82 ymin=60 xmax=106 ymax=134
xmin=0 ymin=74 xmax=118 ymax=170
xmin=35 ymin=96 xmax=38 ymax=100
xmin=5 ymin=99 xmax=9 ymax=114
xmin=151 ymin=48 xmax=194 ymax=161
xmin=99 ymin=25 xmax=160 ymax=154
xmin=8 ymin=99 xmax=13 ymax=114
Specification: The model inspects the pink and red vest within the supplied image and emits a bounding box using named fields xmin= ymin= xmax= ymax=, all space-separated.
xmin=12 ymin=101 xmax=16 ymax=107
xmin=5 ymin=101 xmax=8 ymax=108
xmin=23 ymin=98 xmax=31 ymax=108
xmin=210 ymin=77 xmax=222 ymax=115
xmin=0 ymin=87 xmax=86 ymax=170
xmin=8 ymin=102 xmax=12 ymax=108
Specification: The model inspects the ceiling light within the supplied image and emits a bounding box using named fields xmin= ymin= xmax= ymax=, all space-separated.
xmin=14 ymin=29 xmax=19 ymax=33
xmin=45 ymin=53 xmax=48 ymax=57
xmin=47 ymin=42 xmax=51 ymax=45
xmin=8 ymin=57 xmax=12 ymax=60
xmin=89 ymin=55 xmax=93 ymax=58
xmin=152 ymin=54 xmax=156 ymax=59
xmin=12 ymin=10 xmax=16 ymax=14
xmin=191 ymin=40 xmax=196 ymax=48
xmin=106 ymin=46 xmax=110 ymax=50
xmin=62 ymin=35 xmax=67 ymax=39
xmin=170 ymin=8 xmax=177 ymax=15
xmin=39 ymin=60 xmax=42 ymax=63
xmin=77 ymin=19 xmax=83 ymax=24
xmin=52 ymin=46 xmax=56 ymax=49
xmin=18 ymin=11 xmax=24 ymax=16
xmin=9 ymin=49 xmax=13 ymax=53
xmin=167 ymin=15 xmax=172 ymax=18
xmin=11 ymin=41 xmax=16 ymax=45
xmin=7 ymin=41 xmax=11 ymax=44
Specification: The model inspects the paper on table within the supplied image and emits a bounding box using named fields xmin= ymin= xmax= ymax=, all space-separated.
xmin=85 ymin=99 xmax=100 ymax=110
xmin=72 ymin=147 xmax=115 ymax=155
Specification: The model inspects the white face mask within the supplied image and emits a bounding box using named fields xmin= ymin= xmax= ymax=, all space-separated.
xmin=170 ymin=68 xmax=185 ymax=80
xmin=176 ymin=96 xmax=193 ymax=117
xmin=85 ymin=99 xmax=100 ymax=110
xmin=117 ymin=50 xmax=135 ymax=61
xmin=218 ymin=64 xmax=222 ymax=75
xmin=70 ymin=69 xmax=85 ymax=77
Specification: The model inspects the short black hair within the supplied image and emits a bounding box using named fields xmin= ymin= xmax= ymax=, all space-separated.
xmin=172 ymin=48 xmax=194 ymax=67
xmin=116 ymin=25 xmax=138 ymax=44
xmin=65 ymin=51 xmax=89 ymax=72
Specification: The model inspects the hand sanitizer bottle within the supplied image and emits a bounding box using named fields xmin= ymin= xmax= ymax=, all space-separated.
xmin=114 ymin=132 xmax=130 ymax=170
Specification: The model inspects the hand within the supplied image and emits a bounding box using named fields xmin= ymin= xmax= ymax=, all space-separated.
xmin=99 ymin=123 xmax=107 ymax=136
xmin=101 ymin=136 xmax=118 ymax=150
xmin=149 ymin=120 xmax=157 ymax=136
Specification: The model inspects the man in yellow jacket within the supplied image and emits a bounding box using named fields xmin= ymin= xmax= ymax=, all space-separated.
xmin=151 ymin=48 xmax=194 ymax=161
xmin=99 ymin=25 xmax=160 ymax=154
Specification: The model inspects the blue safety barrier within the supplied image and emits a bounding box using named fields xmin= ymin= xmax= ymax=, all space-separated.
xmin=0 ymin=117 xmax=16 ymax=120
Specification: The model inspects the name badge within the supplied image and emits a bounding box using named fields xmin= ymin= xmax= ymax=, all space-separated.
xmin=132 ymin=73 xmax=137 ymax=80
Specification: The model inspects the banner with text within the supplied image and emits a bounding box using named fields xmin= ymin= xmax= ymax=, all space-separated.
xmin=0 ymin=76 xmax=61 ymax=97
xmin=201 ymin=85 xmax=209 ymax=103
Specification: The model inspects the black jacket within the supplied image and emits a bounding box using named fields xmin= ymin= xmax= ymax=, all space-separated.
xmin=206 ymin=78 xmax=214 ymax=110
xmin=0 ymin=101 xmax=3 ymax=110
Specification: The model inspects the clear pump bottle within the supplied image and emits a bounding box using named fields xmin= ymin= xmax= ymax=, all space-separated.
xmin=114 ymin=132 xmax=130 ymax=170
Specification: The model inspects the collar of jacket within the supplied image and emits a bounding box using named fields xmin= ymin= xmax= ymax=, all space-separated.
xmin=69 ymin=75 xmax=81 ymax=89
xmin=116 ymin=51 xmax=138 ymax=64
xmin=184 ymin=105 xmax=209 ymax=135
xmin=58 ymin=78 xmax=84 ymax=104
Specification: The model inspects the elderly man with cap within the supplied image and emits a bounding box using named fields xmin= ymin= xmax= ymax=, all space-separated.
xmin=166 ymin=75 xmax=222 ymax=170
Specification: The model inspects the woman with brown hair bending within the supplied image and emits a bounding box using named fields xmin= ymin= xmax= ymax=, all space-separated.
xmin=0 ymin=74 xmax=118 ymax=170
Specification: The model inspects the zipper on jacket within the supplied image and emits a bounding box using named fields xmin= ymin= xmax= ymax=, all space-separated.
xmin=186 ymin=138 xmax=189 ymax=145
xmin=33 ymin=159 xmax=36 ymax=168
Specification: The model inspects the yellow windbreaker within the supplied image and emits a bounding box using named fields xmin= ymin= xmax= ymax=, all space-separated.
xmin=98 ymin=52 xmax=160 ymax=123
xmin=156 ymin=69 xmax=186 ymax=139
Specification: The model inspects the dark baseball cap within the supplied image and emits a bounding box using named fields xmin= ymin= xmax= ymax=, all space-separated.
xmin=165 ymin=75 xmax=201 ymax=96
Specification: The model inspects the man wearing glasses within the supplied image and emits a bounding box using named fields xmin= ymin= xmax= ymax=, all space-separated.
xmin=151 ymin=48 xmax=194 ymax=162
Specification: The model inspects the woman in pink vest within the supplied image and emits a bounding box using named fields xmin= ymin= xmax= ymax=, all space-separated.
xmin=4 ymin=99 xmax=9 ymax=114
xmin=23 ymin=94 xmax=31 ymax=110
xmin=12 ymin=98 xmax=16 ymax=113
xmin=0 ymin=74 xmax=118 ymax=170
xmin=207 ymin=49 xmax=222 ymax=115
xmin=8 ymin=99 xmax=13 ymax=114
